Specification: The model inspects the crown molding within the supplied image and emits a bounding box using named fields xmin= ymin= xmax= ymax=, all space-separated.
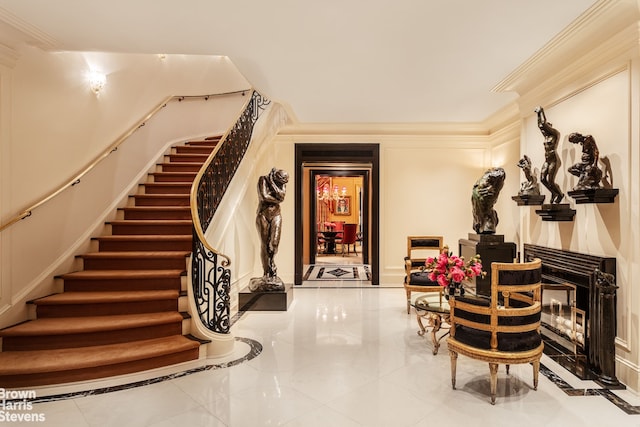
xmin=492 ymin=0 xmax=639 ymax=97
xmin=0 ymin=42 xmax=18 ymax=68
xmin=483 ymin=101 xmax=520 ymax=135
xmin=278 ymin=121 xmax=492 ymax=138
xmin=0 ymin=6 xmax=58 ymax=51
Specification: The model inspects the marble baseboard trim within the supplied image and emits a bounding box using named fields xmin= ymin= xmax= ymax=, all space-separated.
xmin=539 ymin=363 xmax=640 ymax=415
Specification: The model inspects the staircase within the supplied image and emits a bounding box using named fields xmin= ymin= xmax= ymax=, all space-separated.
xmin=0 ymin=137 xmax=220 ymax=388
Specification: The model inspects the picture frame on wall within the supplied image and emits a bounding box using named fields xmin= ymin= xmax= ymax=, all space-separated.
xmin=335 ymin=196 xmax=351 ymax=215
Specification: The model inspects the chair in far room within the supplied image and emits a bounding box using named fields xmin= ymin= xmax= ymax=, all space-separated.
xmin=340 ymin=223 xmax=358 ymax=256
xmin=404 ymin=236 xmax=444 ymax=314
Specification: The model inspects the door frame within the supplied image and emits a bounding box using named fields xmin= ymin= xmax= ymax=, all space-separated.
xmin=309 ymin=168 xmax=369 ymax=265
xmin=294 ymin=143 xmax=379 ymax=285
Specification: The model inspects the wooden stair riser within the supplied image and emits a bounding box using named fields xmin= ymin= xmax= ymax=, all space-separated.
xmin=120 ymin=207 xmax=192 ymax=221
xmin=0 ymin=347 xmax=199 ymax=389
xmin=157 ymin=163 xmax=202 ymax=173
xmin=150 ymin=172 xmax=197 ymax=183
xmin=174 ymin=145 xmax=216 ymax=155
xmin=110 ymin=222 xmax=192 ymax=235
xmin=191 ymin=141 xmax=220 ymax=145
xmin=81 ymin=256 xmax=188 ymax=271
xmin=2 ymin=322 xmax=182 ymax=352
xmin=142 ymin=183 xmax=192 ymax=194
xmin=36 ymin=299 xmax=178 ymax=318
xmin=62 ymin=276 xmax=183 ymax=292
xmin=166 ymin=153 xmax=209 ymax=163
xmin=94 ymin=237 xmax=192 ymax=252
xmin=131 ymin=194 xmax=190 ymax=206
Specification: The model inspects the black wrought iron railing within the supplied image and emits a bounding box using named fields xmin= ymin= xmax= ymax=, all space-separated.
xmin=190 ymin=90 xmax=271 ymax=334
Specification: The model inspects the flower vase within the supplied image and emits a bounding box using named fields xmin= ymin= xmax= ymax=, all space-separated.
xmin=445 ymin=282 xmax=464 ymax=300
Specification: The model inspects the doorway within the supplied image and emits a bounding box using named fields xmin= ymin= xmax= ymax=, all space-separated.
xmin=294 ymin=143 xmax=379 ymax=285
xmin=310 ymin=169 xmax=368 ymax=264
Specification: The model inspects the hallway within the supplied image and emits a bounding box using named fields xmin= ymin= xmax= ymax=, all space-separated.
xmin=9 ymin=286 xmax=640 ymax=426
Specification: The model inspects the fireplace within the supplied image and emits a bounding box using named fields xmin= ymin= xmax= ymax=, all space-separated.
xmin=523 ymin=244 xmax=620 ymax=386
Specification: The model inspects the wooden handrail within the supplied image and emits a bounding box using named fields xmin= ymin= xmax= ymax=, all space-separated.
xmin=0 ymin=89 xmax=250 ymax=233
xmin=189 ymin=89 xmax=258 ymax=266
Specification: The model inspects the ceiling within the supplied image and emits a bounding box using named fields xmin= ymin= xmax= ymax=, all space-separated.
xmin=0 ymin=0 xmax=597 ymax=123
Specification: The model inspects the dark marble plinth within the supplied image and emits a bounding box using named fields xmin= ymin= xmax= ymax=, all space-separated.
xmin=466 ymin=233 xmax=504 ymax=244
xmin=512 ymin=194 xmax=545 ymax=206
xmin=459 ymin=236 xmax=516 ymax=297
xmin=535 ymin=203 xmax=576 ymax=221
xmin=239 ymin=283 xmax=293 ymax=311
xmin=568 ymin=188 xmax=619 ymax=204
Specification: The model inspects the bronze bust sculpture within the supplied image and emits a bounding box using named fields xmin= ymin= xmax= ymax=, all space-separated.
xmin=471 ymin=167 xmax=505 ymax=234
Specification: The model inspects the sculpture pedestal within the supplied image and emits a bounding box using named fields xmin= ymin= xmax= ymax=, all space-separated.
xmin=568 ymin=188 xmax=619 ymax=204
xmin=535 ymin=203 xmax=576 ymax=221
xmin=239 ymin=283 xmax=293 ymax=311
xmin=458 ymin=234 xmax=516 ymax=297
xmin=511 ymin=194 xmax=545 ymax=206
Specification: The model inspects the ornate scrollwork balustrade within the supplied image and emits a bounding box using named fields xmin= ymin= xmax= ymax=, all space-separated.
xmin=191 ymin=90 xmax=271 ymax=333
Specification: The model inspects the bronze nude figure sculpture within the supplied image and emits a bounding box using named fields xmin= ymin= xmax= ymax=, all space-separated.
xmin=517 ymin=155 xmax=541 ymax=196
xmin=471 ymin=167 xmax=506 ymax=234
xmin=249 ymin=168 xmax=289 ymax=292
xmin=567 ymin=132 xmax=603 ymax=190
xmin=536 ymin=106 xmax=564 ymax=203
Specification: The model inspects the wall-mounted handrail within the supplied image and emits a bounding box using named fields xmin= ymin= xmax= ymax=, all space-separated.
xmin=0 ymin=89 xmax=251 ymax=233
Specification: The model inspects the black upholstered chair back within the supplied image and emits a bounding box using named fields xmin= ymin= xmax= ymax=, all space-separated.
xmin=449 ymin=258 xmax=542 ymax=352
xmin=446 ymin=258 xmax=544 ymax=404
xmin=403 ymin=236 xmax=444 ymax=313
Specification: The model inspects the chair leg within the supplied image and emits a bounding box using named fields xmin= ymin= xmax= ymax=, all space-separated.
xmin=489 ymin=363 xmax=499 ymax=405
xmin=533 ymin=359 xmax=540 ymax=390
xmin=506 ymin=364 xmax=510 ymax=375
xmin=406 ymin=289 xmax=411 ymax=314
xmin=449 ymin=350 xmax=458 ymax=389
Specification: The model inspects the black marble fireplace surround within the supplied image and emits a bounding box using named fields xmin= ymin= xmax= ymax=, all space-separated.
xmin=523 ymin=243 xmax=619 ymax=388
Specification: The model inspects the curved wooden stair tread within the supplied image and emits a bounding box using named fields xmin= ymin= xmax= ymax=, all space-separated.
xmin=58 ymin=269 xmax=185 ymax=280
xmin=79 ymin=251 xmax=191 ymax=259
xmin=0 ymin=312 xmax=184 ymax=336
xmin=0 ymin=335 xmax=200 ymax=376
xmin=119 ymin=206 xmax=192 ymax=212
xmin=92 ymin=235 xmax=191 ymax=241
xmin=32 ymin=290 xmax=180 ymax=305
xmin=108 ymin=220 xmax=193 ymax=225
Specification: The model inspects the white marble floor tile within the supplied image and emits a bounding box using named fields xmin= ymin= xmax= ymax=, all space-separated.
xmin=283 ymin=404 xmax=362 ymax=427
xmin=73 ymin=381 xmax=202 ymax=427
xmin=11 ymin=399 xmax=88 ymax=427
xmin=325 ymin=379 xmax=433 ymax=427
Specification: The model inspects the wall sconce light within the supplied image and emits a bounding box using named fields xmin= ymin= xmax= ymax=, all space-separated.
xmin=88 ymin=71 xmax=106 ymax=95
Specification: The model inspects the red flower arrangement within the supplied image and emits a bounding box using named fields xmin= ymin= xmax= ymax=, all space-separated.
xmin=424 ymin=248 xmax=485 ymax=288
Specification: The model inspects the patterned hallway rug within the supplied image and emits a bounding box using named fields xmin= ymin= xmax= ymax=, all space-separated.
xmin=303 ymin=265 xmax=371 ymax=281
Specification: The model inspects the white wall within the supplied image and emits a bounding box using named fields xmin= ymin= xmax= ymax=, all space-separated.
xmin=0 ymin=47 xmax=250 ymax=327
